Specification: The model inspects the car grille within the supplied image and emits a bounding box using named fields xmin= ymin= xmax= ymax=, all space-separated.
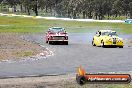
xmin=53 ymin=36 xmax=65 ymax=40
xmin=113 ymin=38 xmax=116 ymax=44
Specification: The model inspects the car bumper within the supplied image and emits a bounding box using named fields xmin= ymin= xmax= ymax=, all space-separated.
xmin=49 ymin=40 xmax=68 ymax=42
xmin=104 ymin=41 xmax=124 ymax=46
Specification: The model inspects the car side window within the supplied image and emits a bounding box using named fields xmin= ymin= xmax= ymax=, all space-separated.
xmin=99 ymin=31 xmax=101 ymax=36
xmin=96 ymin=31 xmax=100 ymax=37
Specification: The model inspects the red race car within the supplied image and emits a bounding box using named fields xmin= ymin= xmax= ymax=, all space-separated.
xmin=45 ymin=27 xmax=68 ymax=45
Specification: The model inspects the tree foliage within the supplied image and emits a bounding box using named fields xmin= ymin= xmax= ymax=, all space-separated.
xmin=0 ymin=0 xmax=132 ymax=19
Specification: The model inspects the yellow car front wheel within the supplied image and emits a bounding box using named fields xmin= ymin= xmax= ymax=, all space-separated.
xmin=92 ymin=39 xmax=96 ymax=46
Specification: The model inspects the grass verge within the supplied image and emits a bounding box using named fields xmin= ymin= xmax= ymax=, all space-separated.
xmin=0 ymin=16 xmax=132 ymax=34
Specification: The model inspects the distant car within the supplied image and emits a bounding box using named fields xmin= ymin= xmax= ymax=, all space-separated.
xmin=45 ymin=27 xmax=68 ymax=45
xmin=92 ymin=30 xmax=124 ymax=48
xmin=125 ymin=19 xmax=132 ymax=24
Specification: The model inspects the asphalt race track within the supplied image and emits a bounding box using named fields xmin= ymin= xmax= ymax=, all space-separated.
xmin=0 ymin=33 xmax=132 ymax=77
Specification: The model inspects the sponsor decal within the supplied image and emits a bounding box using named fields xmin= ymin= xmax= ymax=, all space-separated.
xmin=76 ymin=66 xmax=131 ymax=85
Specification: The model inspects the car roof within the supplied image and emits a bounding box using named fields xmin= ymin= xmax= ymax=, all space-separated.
xmin=99 ymin=30 xmax=116 ymax=33
xmin=50 ymin=27 xmax=64 ymax=29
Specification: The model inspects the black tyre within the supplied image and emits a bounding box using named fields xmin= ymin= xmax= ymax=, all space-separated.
xmin=65 ymin=41 xmax=68 ymax=45
xmin=119 ymin=46 xmax=123 ymax=48
xmin=48 ymin=41 xmax=52 ymax=44
xmin=92 ymin=40 xmax=96 ymax=46
xmin=76 ymin=75 xmax=87 ymax=85
xmin=46 ymin=39 xmax=49 ymax=43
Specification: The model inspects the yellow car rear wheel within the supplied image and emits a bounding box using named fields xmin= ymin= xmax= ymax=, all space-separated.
xmin=119 ymin=46 xmax=123 ymax=48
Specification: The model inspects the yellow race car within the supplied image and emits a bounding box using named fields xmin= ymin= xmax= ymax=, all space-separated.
xmin=92 ymin=30 xmax=124 ymax=48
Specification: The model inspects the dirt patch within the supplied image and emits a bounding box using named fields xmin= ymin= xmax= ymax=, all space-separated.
xmin=0 ymin=33 xmax=50 ymax=61
xmin=0 ymin=73 xmax=131 ymax=88
xmin=0 ymin=74 xmax=74 ymax=88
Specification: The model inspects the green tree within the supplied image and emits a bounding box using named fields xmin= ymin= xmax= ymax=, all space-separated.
xmin=112 ymin=0 xmax=124 ymax=17
xmin=129 ymin=2 xmax=132 ymax=18
xmin=122 ymin=0 xmax=131 ymax=18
